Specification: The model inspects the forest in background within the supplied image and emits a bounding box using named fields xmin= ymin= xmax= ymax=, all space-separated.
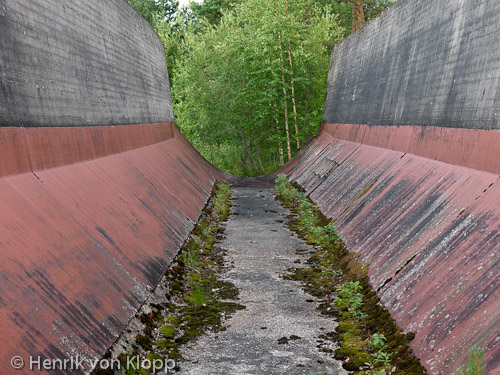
xmin=126 ymin=0 xmax=394 ymax=175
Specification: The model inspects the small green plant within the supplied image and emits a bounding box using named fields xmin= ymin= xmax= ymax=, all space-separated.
xmin=275 ymin=175 xmax=339 ymax=249
xmin=456 ymin=346 xmax=487 ymax=375
xmin=275 ymin=174 xmax=302 ymax=203
xmin=181 ymin=241 xmax=199 ymax=270
xmin=309 ymin=370 xmax=328 ymax=375
xmin=371 ymin=350 xmax=392 ymax=367
xmin=187 ymin=282 xmax=206 ymax=306
xmin=312 ymin=222 xmax=339 ymax=248
xmin=121 ymin=357 xmax=139 ymax=375
xmin=211 ymin=182 xmax=231 ymax=220
xmin=365 ymin=333 xmax=393 ymax=374
xmin=369 ymin=333 xmax=388 ymax=350
xmin=320 ymin=265 xmax=343 ymax=278
xmin=334 ymin=281 xmax=366 ymax=318
xmin=367 ymin=370 xmax=387 ymax=375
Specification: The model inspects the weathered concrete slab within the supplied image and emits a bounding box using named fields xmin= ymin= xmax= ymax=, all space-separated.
xmin=0 ymin=123 xmax=175 ymax=178
xmin=0 ymin=0 xmax=173 ymax=127
xmin=322 ymin=124 xmax=500 ymax=175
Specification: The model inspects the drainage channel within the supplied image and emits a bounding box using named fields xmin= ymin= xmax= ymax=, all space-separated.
xmin=176 ymin=184 xmax=347 ymax=375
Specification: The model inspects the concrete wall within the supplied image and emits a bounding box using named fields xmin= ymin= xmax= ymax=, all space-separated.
xmin=283 ymin=128 xmax=500 ymax=375
xmin=323 ymin=0 xmax=500 ymax=129
xmin=0 ymin=0 xmax=173 ymax=127
xmin=0 ymin=124 xmax=224 ymax=375
xmin=312 ymin=0 xmax=500 ymax=373
xmin=0 ymin=1 xmax=225 ymax=373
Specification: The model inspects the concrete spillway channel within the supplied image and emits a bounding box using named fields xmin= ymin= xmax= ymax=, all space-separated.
xmin=176 ymin=181 xmax=348 ymax=374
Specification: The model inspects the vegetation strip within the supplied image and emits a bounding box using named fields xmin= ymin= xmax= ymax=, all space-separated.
xmin=275 ymin=174 xmax=427 ymax=375
xmin=93 ymin=182 xmax=244 ymax=375
xmin=127 ymin=0 xmax=395 ymax=176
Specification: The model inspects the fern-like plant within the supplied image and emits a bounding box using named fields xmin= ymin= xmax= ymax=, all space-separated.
xmin=456 ymin=346 xmax=487 ymax=375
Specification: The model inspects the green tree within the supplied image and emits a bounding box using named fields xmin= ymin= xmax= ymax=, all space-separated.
xmin=313 ymin=0 xmax=394 ymax=33
xmin=173 ymin=0 xmax=344 ymax=175
xmin=125 ymin=0 xmax=179 ymax=25
xmin=189 ymin=0 xmax=242 ymax=25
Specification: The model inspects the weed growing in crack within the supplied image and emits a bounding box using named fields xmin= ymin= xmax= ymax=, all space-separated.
xmin=334 ymin=281 xmax=366 ymax=319
xmin=309 ymin=370 xmax=328 ymax=375
xmin=364 ymin=333 xmax=394 ymax=374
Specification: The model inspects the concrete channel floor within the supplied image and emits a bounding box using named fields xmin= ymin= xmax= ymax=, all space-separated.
xmin=176 ymin=183 xmax=348 ymax=375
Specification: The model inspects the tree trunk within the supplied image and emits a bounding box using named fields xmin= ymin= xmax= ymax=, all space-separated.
xmin=287 ymin=38 xmax=300 ymax=150
xmin=278 ymin=31 xmax=292 ymax=161
xmin=254 ymin=139 xmax=265 ymax=174
xmin=274 ymin=102 xmax=285 ymax=166
xmin=238 ymin=131 xmax=254 ymax=172
xmin=352 ymin=0 xmax=365 ymax=32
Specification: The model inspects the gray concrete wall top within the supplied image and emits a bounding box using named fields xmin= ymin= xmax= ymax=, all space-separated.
xmin=0 ymin=0 xmax=174 ymax=127
xmin=323 ymin=0 xmax=500 ymax=130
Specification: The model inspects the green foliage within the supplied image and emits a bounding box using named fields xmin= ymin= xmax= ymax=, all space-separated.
xmin=363 ymin=0 xmax=395 ymax=23
xmin=275 ymin=174 xmax=302 ymax=203
xmin=369 ymin=333 xmax=388 ymax=350
xmin=181 ymin=240 xmax=200 ymax=271
xmin=121 ymin=365 xmax=139 ymax=375
xmin=125 ymin=0 xmax=179 ymax=24
xmin=314 ymin=0 xmax=395 ymax=34
xmin=311 ymin=222 xmax=339 ymax=248
xmin=275 ymin=174 xmax=339 ymax=248
xmin=367 ymin=370 xmax=387 ymax=375
xmin=456 ymin=346 xmax=488 ymax=375
xmin=187 ymin=282 xmax=206 ymax=306
xmin=190 ymin=0 xmax=242 ymax=25
xmin=126 ymin=0 xmax=395 ymax=176
xmin=213 ymin=182 xmax=231 ymax=220
xmin=174 ymin=0 xmax=344 ymax=175
xmin=275 ymin=174 xmax=426 ymax=374
xmin=364 ymin=333 xmax=394 ymax=374
xmin=334 ymin=281 xmax=366 ymax=318
xmin=320 ymin=266 xmax=343 ymax=278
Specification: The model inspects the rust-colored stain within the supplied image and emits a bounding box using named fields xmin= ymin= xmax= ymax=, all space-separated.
xmin=0 ymin=123 xmax=174 ymax=178
xmin=0 ymin=123 xmax=223 ymax=374
xmin=286 ymin=125 xmax=500 ymax=375
xmin=322 ymin=123 xmax=500 ymax=175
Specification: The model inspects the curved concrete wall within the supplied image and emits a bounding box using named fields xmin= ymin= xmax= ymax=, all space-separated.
xmin=323 ymin=0 xmax=500 ymax=130
xmin=0 ymin=124 xmax=223 ymax=375
xmin=302 ymin=0 xmax=500 ymax=373
xmin=0 ymin=0 xmax=173 ymax=127
xmin=285 ymin=129 xmax=500 ymax=375
xmin=0 ymin=1 xmax=224 ymax=374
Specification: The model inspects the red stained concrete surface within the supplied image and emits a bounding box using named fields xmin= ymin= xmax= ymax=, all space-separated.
xmin=0 ymin=123 xmax=224 ymax=374
xmin=284 ymin=124 xmax=500 ymax=375
xmin=321 ymin=123 xmax=500 ymax=175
